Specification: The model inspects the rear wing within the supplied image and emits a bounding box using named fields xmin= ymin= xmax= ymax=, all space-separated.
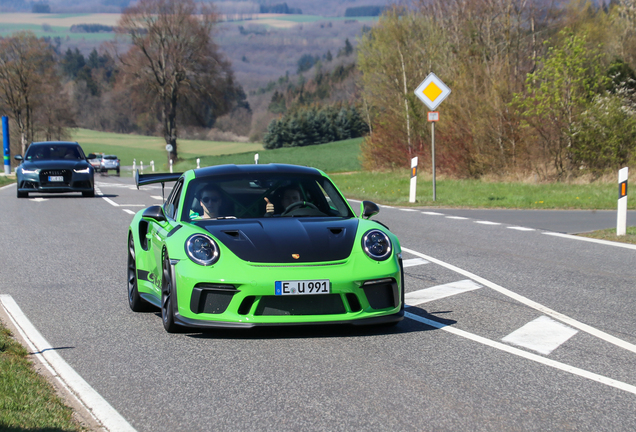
xmin=135 ymin=170 xmax=183 ymax=189
xmin=135 ymin=170 xmax=183 ymax=202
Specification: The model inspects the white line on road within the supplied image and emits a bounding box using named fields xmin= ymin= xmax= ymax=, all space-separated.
xmin=400 ymin=209 xmax=418 ymax=212
xmin=402 ymin=257 xmax=430 ymax=268
xmin=402 ymin=247 xmax=636 ymax=355
xmin=405 ymin=279 xmax=482 ymax=306
xmin=475 ymin=221 xmax=501 ymax=225
xmin=542 ymin=231 xmax=636 ymax=251
xmin=446 ymin=216 xmax=468 ymax=220
xmin=502 ymin=316 xmax=579 ymax=355
xmin=421 ymin=211 xmax=444 ymax=215
xmin=151 ymin=196 xmax=163 ymax=200
xmin=0 ymin=295 xmax=136 ymax=432
xmin=507 ymin=226 xmax=535 ymax=231
xmin=123 ymin=209 xmax=136 ymax=215
xmin=405 ymin=311 xmax=636 ymax=396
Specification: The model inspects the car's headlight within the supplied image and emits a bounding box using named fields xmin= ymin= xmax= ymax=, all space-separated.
xmin=21 ymin=168 xmax=39 ymax=175
xmin=74 ymin=167 xmax=91 ymax=173
xmin=361 ymin=229 xmax=392 ymax=261
xmin=185 ymin=234 xmax=220 ymax=266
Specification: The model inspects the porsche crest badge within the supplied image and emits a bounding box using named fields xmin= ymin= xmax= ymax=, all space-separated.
xmin=292 ymin=254 xmax=300 ymax=259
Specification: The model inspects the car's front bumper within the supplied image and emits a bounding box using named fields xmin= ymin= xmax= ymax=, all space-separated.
xmin=17 ymin=170 xmax=94 ymax=193
xmin=141 ymin=254 xmax=404 ymax=328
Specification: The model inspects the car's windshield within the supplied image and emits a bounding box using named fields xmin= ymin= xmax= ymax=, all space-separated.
xmin=25 ymin=144 xmax=85 ymax=161
xmin=181 ymin=173 xmax=354 ymax=222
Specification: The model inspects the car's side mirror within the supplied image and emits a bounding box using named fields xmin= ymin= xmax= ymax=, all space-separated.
xmin=361 ymin=200 xmax=380 ymax=219
xmin=14 ymin=155 xmax=23 ymax=161
xmin=87 ymin=154 xmax=96 ymax=159
xmin=142 ymin=205 xmax=167 ymax=223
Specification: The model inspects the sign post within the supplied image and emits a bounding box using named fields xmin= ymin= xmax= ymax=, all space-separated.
xmin=414 ymin=73 xmax=451 ymax=201
xmin=2 ymin=116 xmax=10 ymax=175
xmin=617 ymin=167 xmax=629 ymax=236
xmin=166 ymin=144 xmax=173 ymax=173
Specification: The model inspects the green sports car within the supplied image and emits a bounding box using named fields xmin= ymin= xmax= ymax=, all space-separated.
xmin=128 ymin=164 xmax=404 ymax=333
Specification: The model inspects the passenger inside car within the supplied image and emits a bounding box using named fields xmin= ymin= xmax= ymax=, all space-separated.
xmin=264 ymin=185 xmax=304 ymax=216
xmin=189 ymin=184 xmax=233 ymax=220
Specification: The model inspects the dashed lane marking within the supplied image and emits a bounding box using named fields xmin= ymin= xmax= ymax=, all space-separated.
xmin=507 ymin=226 xmax=535 ymax=231
xmin=475 ymin=221 xmax=501 ymax=225
xmin=402 ymin=257 xmax=429 ymax=268
xmin=406 ymin=311 xmax=636 ymax=396
xmin=123 ymin=209 xmax=136 ymax=215
xmin=0 ymin=295 xmax=137 ymax=431
xmin=445 ymin=216 xmax=468 ymax=220
xmin=400 ymin=209 xmax=418 ymax=212
xmin=405 ymin=279 xmax=482 ymax=306
xmin=502 ymin=316 xmax=579 ymax=355
xmin=421 ymin=211 xmax=444 ymax=215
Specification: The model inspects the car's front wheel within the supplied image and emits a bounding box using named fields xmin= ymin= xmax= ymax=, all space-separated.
xmin=128 ymin=234 xmax=152 ymax=312
xmin=82 ymin=188 xmax=95 ymax=197
xmin=161 ymin=250 xmax=179 ymax=333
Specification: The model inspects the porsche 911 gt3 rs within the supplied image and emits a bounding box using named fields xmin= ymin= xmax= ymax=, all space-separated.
xmin=128 ymin=164 xmax=404 ymax=333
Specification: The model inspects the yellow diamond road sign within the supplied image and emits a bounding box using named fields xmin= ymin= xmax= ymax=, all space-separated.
xmin=414 ymin=73 xmax=451 ymax=110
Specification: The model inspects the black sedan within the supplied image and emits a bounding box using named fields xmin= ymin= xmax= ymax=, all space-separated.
xmin=14 ymin=141 xmax=96 ymax=198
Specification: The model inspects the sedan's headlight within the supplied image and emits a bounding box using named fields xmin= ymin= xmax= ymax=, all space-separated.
xmin=20 ymin=168 xmax=39 ymax=175
xmin=74 ymin=167 xmax=91 ymax=173
xmin=185 ymin=234 xmax=220 ymax=266
xmin=362 ymin=229 xmax=392 ymax=261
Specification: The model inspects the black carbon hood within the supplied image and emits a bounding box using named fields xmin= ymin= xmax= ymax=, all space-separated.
xmin=201 ymin=217 xmax=359 ymax=263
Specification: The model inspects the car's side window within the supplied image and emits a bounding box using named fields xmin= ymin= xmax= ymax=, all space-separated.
xmin=164 ymin=179 xmax=183 ymax=220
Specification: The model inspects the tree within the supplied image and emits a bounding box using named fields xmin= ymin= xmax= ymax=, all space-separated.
xmin=515 ymin=30 xmax=607 ymax=177
xmin=116 ymin=0 xmax=237 ymax=162
xmin=0 ymin=31 xmax=64 ymax=155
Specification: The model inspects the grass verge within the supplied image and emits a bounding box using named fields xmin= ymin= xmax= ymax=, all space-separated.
xmin=0 ymin=323 xmax=83 ymax=431
xmin=330 ymin=170 xmax=635 ymax=210
xmin=577 ymin=226 xmax=636 ymax=244
xmin=0 ymin=176 xmax=13 ymax=188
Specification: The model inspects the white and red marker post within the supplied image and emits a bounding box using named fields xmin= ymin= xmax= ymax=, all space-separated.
xmin=617 ymin=167 xmax=629 ymax=236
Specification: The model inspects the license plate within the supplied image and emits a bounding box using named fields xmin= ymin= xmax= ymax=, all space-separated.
xmin=48 ymin=176 xmax=64 ymax=182
xmin=275 ymin=280 xmax=330 ymax=295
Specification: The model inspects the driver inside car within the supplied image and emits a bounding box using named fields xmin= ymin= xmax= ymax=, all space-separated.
xmin=264 ymin=185 xmax=303 ymax=216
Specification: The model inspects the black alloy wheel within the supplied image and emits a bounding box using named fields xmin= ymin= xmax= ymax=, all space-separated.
xmin=128 ymin=234 xmax=150 ymax=312
xmin=161 ymin=251 xmax=179 ymax=333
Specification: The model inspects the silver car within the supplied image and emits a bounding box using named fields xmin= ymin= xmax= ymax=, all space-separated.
xmin=100 ymin=155 xmax=120 ymax=175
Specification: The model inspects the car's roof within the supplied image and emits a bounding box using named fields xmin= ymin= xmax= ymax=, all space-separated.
xmin=193 ymin=164 xmax=322 ymax=178
xmin=30 ymin=141 xmax=79 ymax=146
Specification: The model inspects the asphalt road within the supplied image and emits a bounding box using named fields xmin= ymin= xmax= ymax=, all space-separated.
xmin=1 ymin=176 xmax=635 ymax=431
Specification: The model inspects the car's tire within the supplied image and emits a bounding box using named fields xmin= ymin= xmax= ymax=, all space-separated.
xmin=128 ymin=234 xmax=152 ymax=312
xmin=116 ymin=168 xmax=120 ymax=176
xmin=161 ymin=250 xmax=179 ymax=333
xmin=82 ymin=189 xmax=95 ymax=197
xmin=17 ymin=190 xmax=28 ymax=198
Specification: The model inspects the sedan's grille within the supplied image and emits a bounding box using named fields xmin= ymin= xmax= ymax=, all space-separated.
xmin=255 ymin=294 xmax=345 ymax=316
xmin=40 ymin=169 xmax=71 ymax=186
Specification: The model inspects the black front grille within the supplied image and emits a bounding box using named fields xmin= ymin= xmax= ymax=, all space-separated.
xmin=190 ymin=284 xmax=237 ymax=315
xmin=255 ymin=294 xmax=345 ymax=316
xmin=40 ymin=169 xmax=71 ymax=186
xmin=362 ymin=279 xmax=399 ymax=310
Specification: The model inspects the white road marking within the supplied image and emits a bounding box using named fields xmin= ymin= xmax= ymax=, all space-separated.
xmin=402 ymin=247 xmax=636 ymax=355
xmin=421 ymin=211 xmax=444 ymax=215
xmin=405 ymin=279 xmax=482 ymax=306
xmin=123 ymin=209 xmax=136 ymax=215
xmin=405 ymin=311 xmax=636 ymax=396
xmin=400 ymin=209 xmax=418 ymax=212
xmin=502 ymin=316 xmax=579 ymax=355
xmin=475 ymin=221 xmax=501 ymax=225
xmin=0 ymin=182 xmax=15 ymax=191
xmin=402 ymin=257 xmax=429 ymax=268
xmin=508 ymin=226 xmax=535 ymax=231
xmin=446 ymin=216 xmax=468 ymax=220
xmin=30 ymin=197 xmax=48 ymax=202
xmin=101 ymin=197 xmax=119 ymax=207
xmin=542 ymin=232 xmax=636 ymax=251
xmin=151 ymin=196 xmax=163 ymax=200
xmin=0 ymin=295 xmax=137 ymax=432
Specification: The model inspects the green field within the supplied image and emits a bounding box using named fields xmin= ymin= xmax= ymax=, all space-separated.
xmin=72 ymin=128 xmax=262 ymax=170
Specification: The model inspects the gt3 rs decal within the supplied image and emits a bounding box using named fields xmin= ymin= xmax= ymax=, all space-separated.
xmin=138 ymin=270 xmax=161 ymax=290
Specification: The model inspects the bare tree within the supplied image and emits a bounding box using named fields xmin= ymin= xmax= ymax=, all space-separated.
xmin=0 ymin=31 xmax=55 ymax=155
xmin=116 ymin=0 xmax=237 ymax=162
